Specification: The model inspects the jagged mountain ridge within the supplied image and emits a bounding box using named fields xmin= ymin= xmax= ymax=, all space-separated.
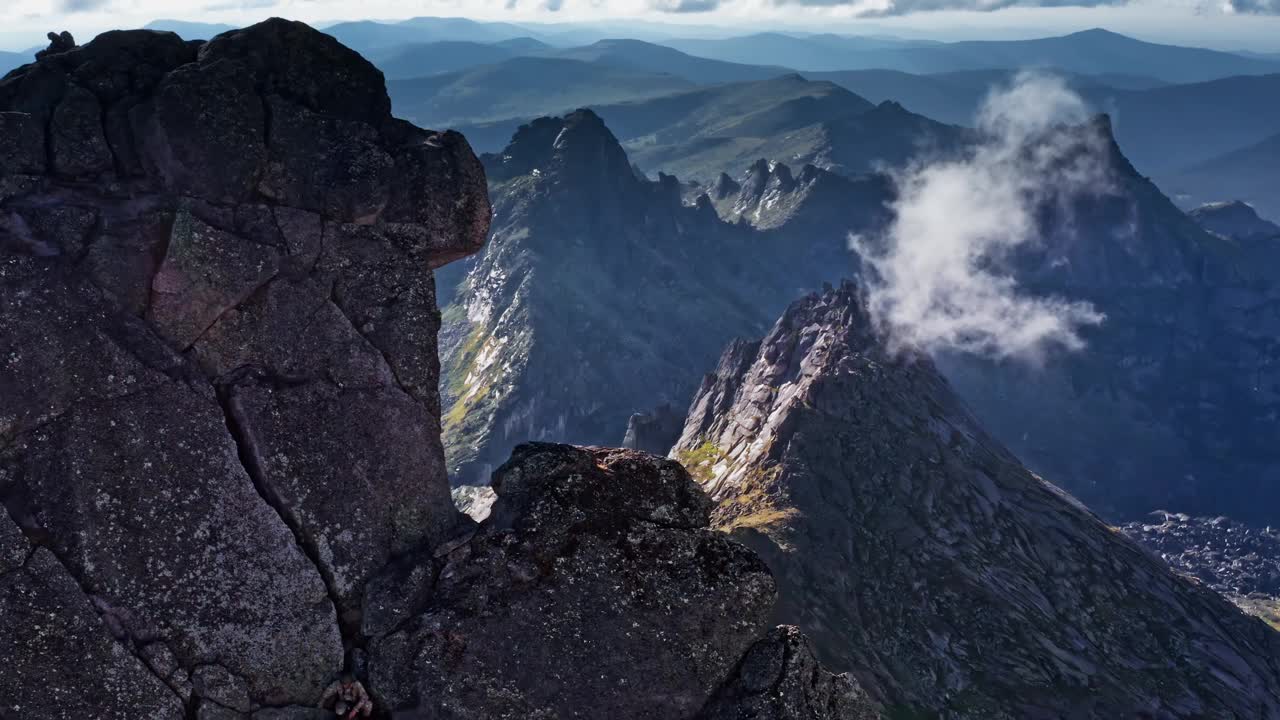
xmin=673 ymin=283 xmax=1280 ymax=718
xmin=701 ymin=158 xmax=892 ymax=234
xmin=442 ymin=104 xmax=1280 ymax=528
xmin=439 ymin=109 xmax=771 ymax=483
xmin=438 ymin=110 xmax=874 ymax=484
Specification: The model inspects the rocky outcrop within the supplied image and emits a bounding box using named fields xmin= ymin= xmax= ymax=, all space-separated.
xmin=0 ymin=18 xmax=489 ymax=712
xmin=367 ymin=443 xmax=876 ymax=718
xmin=674 ymin=283 xmax=1280 ymax=718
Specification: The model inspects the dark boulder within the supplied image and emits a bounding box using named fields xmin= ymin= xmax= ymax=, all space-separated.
xmin=368 ymin=444 xmax=866 ymax=718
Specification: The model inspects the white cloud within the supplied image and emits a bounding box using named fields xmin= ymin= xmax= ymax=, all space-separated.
xmin=853 ymin=73 xmax=1109 ymax=361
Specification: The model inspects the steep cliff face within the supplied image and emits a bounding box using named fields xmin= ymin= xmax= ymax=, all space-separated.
xmin=0 ymin=20 xmax=489 ymax=714
xmin=673 ymin=283 xmax=1280 ymax=719
xmin=439 ymin=110 xmax=792 ymax=484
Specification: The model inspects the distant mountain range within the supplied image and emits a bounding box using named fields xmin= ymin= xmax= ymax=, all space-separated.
xmin=369 ymin=29 xmax=1277 ymax=215
xmin=373 ymin=37 xmax=787 ymax=83
xmin=413 ymin=73 xmax=963 ymax=181
xmin=1092 ymin=74 xmax=1280 ymax=175
xmin=665 ymin=31 xmax=938 ymax=71
xmin=321 ymin=17 xmax=537 ymax=54
xmin=388 ymin=57 xmax=694 ymax=129
xmin=367 ymin=38 xmax=551 ymax=78
xmin=804 ymin=69 xmax=1280 ymax=180
xmin=669 ymin=28 xmax=1280 ymax=84
xmin=809 ymin=68 xmax=1164 ymax=126
xmin=597 ymin=77 xmax=964 ymax=182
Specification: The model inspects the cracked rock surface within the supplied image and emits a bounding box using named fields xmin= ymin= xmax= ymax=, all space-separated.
xmin=0 ymin=18 xmax=489 ymax=714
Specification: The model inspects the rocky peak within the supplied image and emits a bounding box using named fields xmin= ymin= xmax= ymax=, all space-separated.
xmin=484 ymin=108 xmax=637 ymax=191
xmin=1 ymin=19 xmax=489 ymax=715
xmin=711 ymin=171 xmax=740 ymax=200
xmin=440 ymin=111 xmax=781 ymax=485
xmin=673 ymin=282 xmax=1280 ymax=718
xmin=483 ymin=115 xmax=565 ymax=181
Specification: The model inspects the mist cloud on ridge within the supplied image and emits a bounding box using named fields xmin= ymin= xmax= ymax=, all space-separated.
xmin=854 ymin=72 xmax=1111 ymax=362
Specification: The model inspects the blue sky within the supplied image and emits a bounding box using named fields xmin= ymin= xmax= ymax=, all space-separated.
xmin=4 ymin=0 xmax=1280 ymax=52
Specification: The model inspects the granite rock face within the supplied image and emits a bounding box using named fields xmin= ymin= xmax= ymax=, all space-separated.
xmin=367 ymin=443 xmax=876 ymax=719
xmin=0 ymin=512 xmax=184 ymax=719
xmin=674 ymin=283 xmax=1280 ymax=719
xmin=0 ymin=18 xmax=489 ymax=712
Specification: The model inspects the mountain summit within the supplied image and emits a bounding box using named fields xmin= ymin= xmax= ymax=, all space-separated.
xmin=440 ymin=110 xmax=824 ymax=483
xmin=674 ymin=283 xmax=1280 ymax=718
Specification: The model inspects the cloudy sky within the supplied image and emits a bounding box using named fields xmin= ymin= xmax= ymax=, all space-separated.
xmin=3 ymin=0 xmax=1280 ymax=52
